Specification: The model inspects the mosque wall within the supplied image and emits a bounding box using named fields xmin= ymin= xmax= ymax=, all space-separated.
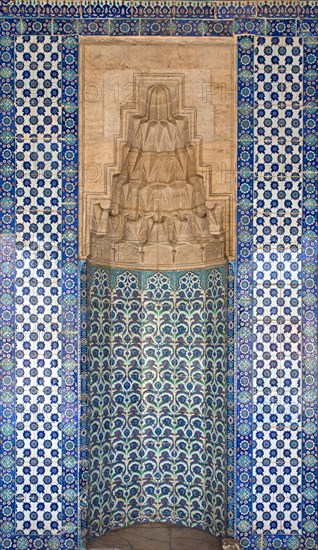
xmin=0 ymin=3 xmax=317 ymax=550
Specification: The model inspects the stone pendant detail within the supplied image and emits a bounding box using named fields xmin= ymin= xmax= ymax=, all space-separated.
xmin=222 ymin=538 xmax=242 ymax=550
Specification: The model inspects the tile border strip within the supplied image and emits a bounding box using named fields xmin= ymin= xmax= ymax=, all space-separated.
xmin=61 ymin=34 xmax=80 ymax=550
xmin=0 ymin=16 xmax=318 ymax=36
xmin=0 ymin=32 xmax=16 ymax=550
xmin=302 ymin=36 xmax=318 ymax=550
xmin=79 ymin=260 xmax=88 ymax=548
xmin=235 ymin=34 xmax=254 ymax=547
xmin=226 ymin=260 xmax=236 ymax=537
xmin=1 ymin=0 xmax=318 ymax=20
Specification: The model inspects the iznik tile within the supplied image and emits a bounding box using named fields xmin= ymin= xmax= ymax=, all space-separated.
xmin=88 ymin=266 xmax=227 ymax=540
xmin=252 ymin=35 xmax=303 ymax=535
xmin=14 ymin=35 xmax=63 ymax=536
xmin=0 ymin=6 xmax=317 ymax=550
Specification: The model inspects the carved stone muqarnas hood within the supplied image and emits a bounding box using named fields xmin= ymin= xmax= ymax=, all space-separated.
xmin=89 ymin=81 xmax=225 ymax=270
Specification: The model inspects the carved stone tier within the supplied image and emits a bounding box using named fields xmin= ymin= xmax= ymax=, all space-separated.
xmin=87 ymin=80 xmax=226 ymax=269
xmin=90 ymin=232 xmax=225 ymax=270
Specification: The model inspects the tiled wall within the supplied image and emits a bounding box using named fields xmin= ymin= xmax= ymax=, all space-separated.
xmin=15 ymin=35 xmax=63 ymax=537
xmin=0 ymin=3 xmax=317 ymax=550
xmin=253 ymin=36 xmax=302 ymax=535
xmin=87 ymin=266 xmax=227 ymax=541
xmin=236 ymin=33 xmax=318 ymax=549
xmin=0 ymin=31 xmax=81 ymax=550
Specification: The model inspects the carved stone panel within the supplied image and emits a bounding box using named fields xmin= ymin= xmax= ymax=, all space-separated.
xmin=80 ymin=37 xmax=236 ymax=268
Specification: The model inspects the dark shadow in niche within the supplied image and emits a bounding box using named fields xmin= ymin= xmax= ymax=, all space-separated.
xmin=87 ymin=523 xmax=222 ymax=550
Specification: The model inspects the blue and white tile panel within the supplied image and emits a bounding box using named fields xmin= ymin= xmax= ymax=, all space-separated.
xmin=0 ymin=33 xmax=80 ymax=549
xmin=0 ymin=12 xmax=316 ymax=550
xmin=236 ymin=34 xmax=318 ymax=550
xmin=88 ymin=267 xmax=227 ymax=541
xmin=302 ymin=36 xmax=318 ymax=549
xmin=14 ymin=35 xmax=63 ymax=536
xmin=253 ymin=36 xmax=302 ymax=535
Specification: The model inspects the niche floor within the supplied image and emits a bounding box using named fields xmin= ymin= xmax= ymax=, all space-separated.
xmin=87 ymin=523 xmax=222 ymax=550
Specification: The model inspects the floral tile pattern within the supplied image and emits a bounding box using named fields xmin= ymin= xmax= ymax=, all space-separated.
xmin=0 ymin=31 xmax=80 ymax=550
xmin=15 ymin=34 xmax=63 ymax=537
xmin=235 ymin=34 xmax=255 ymax=549
xmin=0 ymin=29 xmax=16 ymax=550
xmin=88 ymin=266 xmax=227 ymax=541
xmin=226 ymin=261 xmax=235 ymax=538
xmin=253 ymin=36 xmax=302 ymax=535
xmin=301 ymin=36 xmax=318 ymax=550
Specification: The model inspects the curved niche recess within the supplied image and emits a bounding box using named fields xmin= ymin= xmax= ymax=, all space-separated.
xmin=86 ymin=74 xmax=229 ymax=544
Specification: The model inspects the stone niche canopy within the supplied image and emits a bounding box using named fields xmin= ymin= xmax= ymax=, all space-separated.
xmin=90 ymin=77 xmax=225 ymax=269
xmin=80 ymin=37 xmax=237 ymax=269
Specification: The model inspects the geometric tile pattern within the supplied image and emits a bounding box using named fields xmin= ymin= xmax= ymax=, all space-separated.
xmin=236 ymin=33 xmax=318 ymax=550
xmin=0 ymin=31 xmax=80 ymax=550
xmin=15 ymin=35 xmax=63 ymax=536
xmin=88 ymin=266 xmax=227 ymax=542
xmin=0 ymin=31 xmax=16 ymax=550
xmin=302 ymin=36 xmax=318 ymax=550
xmin=253 ymin=36 xmax=302 ymax=535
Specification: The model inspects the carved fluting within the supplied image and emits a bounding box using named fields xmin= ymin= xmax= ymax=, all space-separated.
xmin=89 ymin=82 xmax=225 ymax=269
